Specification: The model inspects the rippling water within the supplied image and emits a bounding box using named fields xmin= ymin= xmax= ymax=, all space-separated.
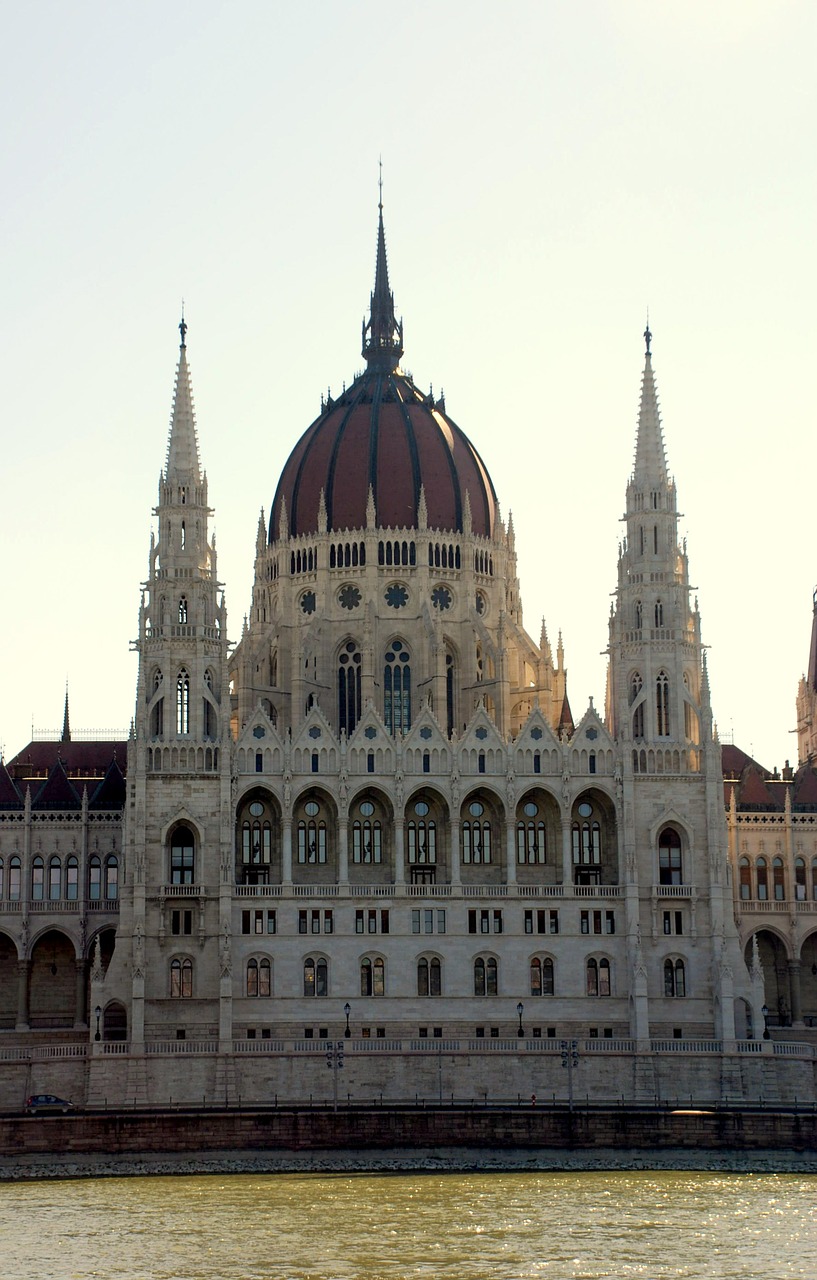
xmin=1 ymin=1171 xmax=815 ymax=1279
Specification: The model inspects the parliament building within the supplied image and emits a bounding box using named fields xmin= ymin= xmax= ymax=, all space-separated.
xmin=1 ymin=203 xmax=815 ymax=1108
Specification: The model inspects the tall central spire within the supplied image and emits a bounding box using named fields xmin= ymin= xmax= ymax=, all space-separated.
xmin=361 ymin=173 xmax=404 ymax=372
xmin=632 ymin=324 xmax=669 ymax=487
xmin=165 ymin=313 xmax=202 ymax=486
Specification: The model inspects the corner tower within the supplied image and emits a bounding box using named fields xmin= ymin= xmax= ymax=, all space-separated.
xmin=796 ymin=587 xmax=817 ymax=764
xmin=104 ymin=319 xmax=233 ymax=1058
xmin=607 ymin=326 xmax=706 ymax=763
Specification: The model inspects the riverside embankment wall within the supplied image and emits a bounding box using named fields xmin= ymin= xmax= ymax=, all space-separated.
xmin=2 ymin=1107 xmax=816 ymax=1166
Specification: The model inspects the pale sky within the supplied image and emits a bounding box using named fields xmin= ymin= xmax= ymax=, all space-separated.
xmin=1 ymin=0 xmax=814 ymax=770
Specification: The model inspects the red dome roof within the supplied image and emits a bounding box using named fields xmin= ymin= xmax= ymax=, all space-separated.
xmin=270 ymin=369 xmax=497 ymax=540
xmin=270 ymin=200 xmax=498 ymax=542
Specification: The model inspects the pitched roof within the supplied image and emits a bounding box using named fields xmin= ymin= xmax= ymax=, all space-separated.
xmin=7 ymin=740 xmax=127 ymax=785
xmin=89 ymin=759 xmax=127 ymax=809
xmin=32 ymin=760 xmax=82 ymax=810
xmin=0 ymin=761 xmax=22 ymax=809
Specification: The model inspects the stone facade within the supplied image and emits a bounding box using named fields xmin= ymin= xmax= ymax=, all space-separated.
xmin=1 ymin=207 xmax=815 ymax=1110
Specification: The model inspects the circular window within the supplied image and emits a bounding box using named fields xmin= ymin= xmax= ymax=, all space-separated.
xmin=475 ymin=592 xmax=486 ymax=616
xmin=300 ymin=591 xmax=316 ymax=615
xmin=414 ymin=801 xmax=430 ymax=817
xmin=359 ymin=801 xmax=375 ymax=817
xmin=431 ymin=585 xmax=453 ymax=611
xmin=523 ymin=802 xmax=538 ymax=817
xmin=578 ymin=802 xmax=593 ymax=818
xmin=338 ymin=584 xmax=362 ymax=610
xmin=469 ymin=801 xmax=484 ymax=817
xmin=385 ymin=584 xmax=408 ymax=609
xmin=304 ymin=801 xmax=320 ymax=817
xmin=249 ymin=802 xmax=265 ymax=817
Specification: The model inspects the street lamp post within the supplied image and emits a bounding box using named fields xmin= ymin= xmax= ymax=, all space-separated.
xmin=94 ymin=1005 xmax=102 ymax=1043
xmin=560 ymin=1039 xmax=579 ymax=1110
xmin=762 ymin=1003 xmax=770 ymax=1040
xmin=344 ymin=1001 xmax=351 ymax=1039
xmin=326 ymin=1039 xmax=345 ymax=1112
xmin=516 ymin=1001 xmax=525 ymax=1038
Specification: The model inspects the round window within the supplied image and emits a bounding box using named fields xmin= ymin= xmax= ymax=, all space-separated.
xmin=359 ymin=801 xmax=375 ymax=817
xmin=523 ymin=802 xmax=538 ymax=818
xmin=469 ymin=801 xmax=484 ymax=817
xmin=578 ymin=801 xmax=593 ymax=818
xmin=248 ymin=802 xmax=264 ymax=817
xmin=414 ymin=801 xmax=429 ymax=817
xmin=304 ymin=801 xmax=320 ymax=817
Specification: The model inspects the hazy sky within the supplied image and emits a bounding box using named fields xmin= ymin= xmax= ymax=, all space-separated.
xmin=1 ymin=0 xmax=814 ymax=769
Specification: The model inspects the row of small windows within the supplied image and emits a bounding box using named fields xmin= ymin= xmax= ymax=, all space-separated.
xmin=230 ymin=956 xmax=689 ymax=1000
xmin=329 ymin=542 xmax=366 ymax=569
xmin=0 ymin=855 xmax=118 ymax=901
xmin=162 ymin=949 xmax=690 ymax=1000
xmin=192 ymin=813 xmax=686 ymax=889
xmin=378 ymin=540 xmax=415 ymax=567
xmin=429 ymin=542 xmax=460 ymax=569
xmin=739 ymin=856 xmax=817 ymax=901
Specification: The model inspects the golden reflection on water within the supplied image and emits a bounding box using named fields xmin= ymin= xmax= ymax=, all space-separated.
xmin=1 ymin=1171 xmax=815 ymax=1280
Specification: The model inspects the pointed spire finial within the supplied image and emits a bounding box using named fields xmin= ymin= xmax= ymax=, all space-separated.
xmin=643 ymin=312 xmax=651 ymax=356
xmin=61 ymin=681 xmax=71 ymax=744
xmin=179 ymin=302 xmax=187 ymax=349
xmin=362 ymin=169 xmax=404 ymax=372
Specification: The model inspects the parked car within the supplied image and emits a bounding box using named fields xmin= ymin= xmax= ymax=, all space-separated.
xmin=24 ymin=1094 xmax=73 ymax=1115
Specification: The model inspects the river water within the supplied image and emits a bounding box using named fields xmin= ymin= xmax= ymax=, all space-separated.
xmin=1 ymin=1170 xmax=815 ymax=1279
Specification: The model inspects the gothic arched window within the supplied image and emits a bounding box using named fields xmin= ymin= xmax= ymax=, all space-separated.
xmin=517 ymin=800 xmax=546 ymax=864
xmin=170 ymin=826 xmax=195 ymax=885
xmin=352 ymin=799 xmax=382 ymax=864
xmin=177 ymin=668 xmax=190 ymax=735
xmin=462 ymin=799 xmax=492 ymax=864
xmin=407 ymin=801 xmax=437 ymax=864
xmin=338 ymin=641 xmax=362 ymax=735
xmin=474 ymin=956 xmax=498 ymax=996
xmin=303 ymin=957 xmax=328 ymax=997
xmin=658 ymin=828 xmax=682 ymax=886
xmin=530 ymin=956 xmax=554 ymax=996
xmin=656 ymin=671 xmax=670 ymax=737
xmin=384 ymin=639 xmax=411 ymax=734
xmin=664 ymin=958 xmax=686 ymax=997
xmin=446 ymin=649 xmax=456 ymax=737
xmin=417 ymin=957 xmax=441 ymax=996
xmin=298 ymin=800 xmax=327 ymax=864
xmin=586 ymin=957 xmax=610 ymax=997
xmin=170 ymin=957 xmax=193 ymax=998
xmin=151 ymin=669 xmax=164 ymax=737
xmin=66 ymin=856 xmax=79 ymax=901
xmin=48 ymin=857 xmax=61 ymax=901
xmin=104 ymin=855 xmax=119 ymax=900
xmin=360 ymin=956 xmax=385 ymax=997
xmin=178 ymin=596 xmax=188 ymax=624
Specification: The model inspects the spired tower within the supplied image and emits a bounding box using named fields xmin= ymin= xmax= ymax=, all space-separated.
xmin=103 ymin=318 xmax=233 ymax=1056
xmin=796 ymin=588 xmax=817 ymax=765
xmin=607 ymin=326 xmax=749 ymax=1043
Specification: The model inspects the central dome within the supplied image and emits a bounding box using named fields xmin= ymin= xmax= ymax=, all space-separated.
xmin=269 ymin=203 xmax=498 ymax=542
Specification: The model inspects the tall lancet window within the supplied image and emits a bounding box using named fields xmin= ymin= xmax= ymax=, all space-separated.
xmin=654 ymin=599 xmax=663 ymax=628
xmin=178 ymin=596 xmax=188 ymax=624
xmin=384 ymin=639 xmax=411 ymax=734
xmin=151 ymin=669 xmax=164 ymax=737
xmin=177 ymin=668 xmax=190 ymax=735
xmin=655 ymin=671 xmax=670 ymax=737
xmin=630 ymin=672 xmax=644 ymax=740
xmin=446 ymin=650 xmax=455 ymax=737
xmin=338 ymin=641 xmax=362 ymax=736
